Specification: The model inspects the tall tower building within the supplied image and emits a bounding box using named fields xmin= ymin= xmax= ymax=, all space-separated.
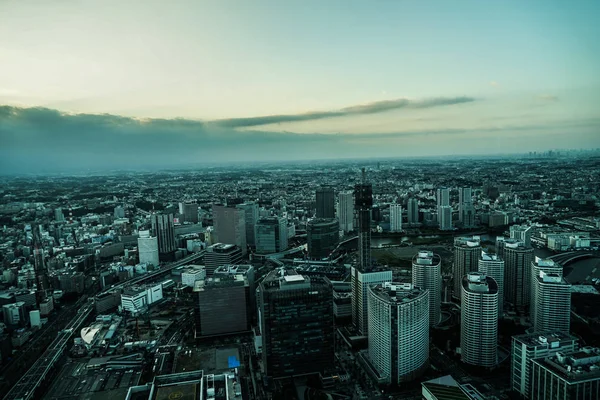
xmin=407 ymin=198 xmax=419 ymax=226
xmin=436 ymin=187 xmax=450 ymax=228
xmin=510 ymin=225 xmax=532 ymax=247
xmin=412 ymin=250 xmax=441 ymax=326
xmin=138 ymin=230 xmax=159 ymax=267
xmin=453 ymin=236 xmax=481 ymax=300
xmin=438 ymin=205 xmax=453 ymax=231
xmin=503 ymin=239 xmax=534 ymax=310
xmin=337 ymin=191 xmax=354 ymax=233
xmin=212 ymin=204 xmax=247 ymax=255
xmin=236 ymin=202 xmax=259 ymax=247
xmin=151 ymin=213 xmax=176 ymax=254
xmin=181 ymin=201 xmax=199 ymax=224
xmin=366 ymin=283 xmax=429 ymax=385
xmin=307 ymin=218 xmax=339 ymax=260
xmin=530 ymin=257 xmax=563 ymax=321
xmin=532 ymin=269 xmax=571 ymax=333
xmin=54 ymin=207 xmax=65 ymax=222
xmin=259 ymin=269 xmax=334 ymax=381
xmin=389 ymin=204 xmax=402 ymax=232
xmin=458 ymin=187 xmax=475 ymax=227
xmin=204 ymin=243 xmax=243 ymax=275
xmin=478 ymin=250 xmax=505 ymax=317
xmin=316 ymin=187 xmax=335 ymax=219
xmin=351 ymin=267 xmax=392 ymax=335
xmin=461 ymin=272 xmax=499 ymax=367
xmin=255 ymin=216 xmax=288 ymax=254
xmin=355 ymin=168 xmax=373 ymax=271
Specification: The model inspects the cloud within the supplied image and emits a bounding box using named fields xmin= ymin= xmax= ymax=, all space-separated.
xmin=489 ymin=81 xmax=499 ymax=87
xmin=212 ymin=96 xmax=476 ymax=128
xmin=538 ymin=94 xmax=558 ymax=101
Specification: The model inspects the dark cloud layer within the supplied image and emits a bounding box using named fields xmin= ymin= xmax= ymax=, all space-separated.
xmin=213 ymin=96 xmax=476 ymax=128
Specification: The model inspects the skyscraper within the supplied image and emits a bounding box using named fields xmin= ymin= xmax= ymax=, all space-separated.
xmin=236 ymin=202 xmax=259 ymax=247
xmin=337 ymin=191 xmax=354 ymax=233
xmin=366 ymin=283 xmax=429 ymax=385
xmin=137 ymin=230 xmax=159 ymax=267
xmin=389 ymin=203 xmax=402 ymax=232
xmin=438 ymin=205 xmax=453 ymax=231
xmin=461 ymin=272 xmax=498 ymax=367
xmin=355 ymin=168 xmax=373 ymax=271
xmin=54 ymin=207 xmax=64 ymax=222
xmin=407 ymin=197 xmax=419 ymax=226
xmin=436 ymin=187 xmax=450 ymax=228
xmin=530 ymin=257 xmax=563 ymax=322
xmin=151 ymin=213 xmax=176 ymax=254
xmin=503 ymin=239 xmax=534 ymax=310
xmin=532 ymin=269 xmax=571 ymax=333
xmin=259 ymin=269 xmax=333 ymax=381
xmin=204 ymin=243 xmax=243 ymax=275
xmin=212 ymin=204 xmax=247 ymax=255
xmin=510 ymin=225 xmax=532 ymax=247
xmin=316 ymin=186 xmax=335 ymax=219
xmin=351 ymin=267 xmax=392 ymax=335
xmin=255 ymin=216 xmax=288 ymax=254
xmin=453 ymin=236 xmax=481 ymax=300
xmin=458 ymin=187 xmax=475 ymax=227
xmin=478 ymin=250 xmax=505 ymax=317
xmin=412 ymin=250 xmax=441 ymax=326
xmin=180 ymin=201 xmax=199 ymax=223
xmin=307 ymin=218 xmax=339 ymax=260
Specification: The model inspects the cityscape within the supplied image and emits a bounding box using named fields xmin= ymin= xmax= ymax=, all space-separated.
xmin=1 ymin=1 xmax=600 ymax=400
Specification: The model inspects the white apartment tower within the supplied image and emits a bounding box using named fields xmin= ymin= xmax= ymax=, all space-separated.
xmin=533 ymin=270 xmax=571 ymax=333
xmin=389 ymin=204 xmax=402 ymax=233
xmin=453 ymin=236 xmax=481 ymax=300
xmin=412 ymin=250 xmax=441 ymax=326
xmin=138 ymin=230 xmax=159 ymax=267
xmin=351 ymin=267 xmax=392 ymax=336
xmin=478 ymin=251 xmax=505 ymax=317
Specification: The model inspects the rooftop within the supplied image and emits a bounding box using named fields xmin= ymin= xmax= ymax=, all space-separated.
xmin=369 ymin=282 xmax=427 ymax=304
xmin=513 ymin=331 xmax=577 ymax=348
xmin=533 ymin=347 xmax=600 ymax=383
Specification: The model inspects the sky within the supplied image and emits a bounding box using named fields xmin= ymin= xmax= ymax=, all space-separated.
xmin=1 ymin=0 xmax=600 ymax=173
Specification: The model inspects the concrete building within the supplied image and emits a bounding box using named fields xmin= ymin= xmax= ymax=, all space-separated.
xmin=407 ymin=197 xmax=419 ymax=226
xmin=213 ymin=264 xmax=255 ymax=323
xmin=453 ymin=236 xmax=481 ymax=300
xmin=181 ymin=265 xmax=207 ymax=287
xmin=3 ymin=302 xmax=26 ymax=326
xmin=316 ymin=186 xmax=335 ymax=219
xmin=307 ymin=218 xmax=339 ymax=260
xmin=40 ymin=297 xmax=54 ymax=316
xmin=137 ymin=230 xmax=159 ymax=267
xmin=113 ymin=206 xmax=125 ymax=219
xmin=438 ymin=205 xmax=453 ymax=231
xmin=151 ymin=213 xmax=176 ymax=254
xmin=511 ymin=332 xmax=578 ymax=397
xmin=204 ymin=243 xmax=243 ymax=275
xmin=212 ymin=205 xmax=247 ymax=255
xmin=459 ymin=187 xmax=475 ymax=227
xmin=180 ymin=201 xmax=199 ymax=224
xmin=255 ymin=216 xmax=288 ymax=254
xmin=351 ymin=267 xmax=392 ymax=335
xmin=236 ymin=202 xmax=259 ymax=247
xmin=120 ymin=284 xmax=163 ymax=314
xmin=55 ymin=207 xmax=65 ymax=222
xmin=461 ymin=272 xmax=498 ymax=368
xmin=259 ymin=269 xmax=333 ymax=380
xmin=364 ymin=283 xmax=429 ymax=385
xmin=412 ymin=250 xmax=441 ymax=326
xmin=29 ymin=310 xmax=41 ymax=328
xmin=533 ymin=270 xmax=571 ymax=333
xmin=510 ymin=225 xmax=533 ymax=247
xmin=337 ymin=191 xmax=354 ymax=233
xmin=530 ymin=347 xmax=600 ymax=400
xmin=530 ymin=257 xmax=563 ymax=323
xmin=478 ymin=251 xmax=505 ymax=317
xmin=355 ymin=169 xmax=373 ymax=271
xmin=503 ymin=239 xmax=534 ymax=310
xmin=389 ymin=204 xmax=402 ymax=232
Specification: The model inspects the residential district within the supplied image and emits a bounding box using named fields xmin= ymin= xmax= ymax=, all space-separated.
xmin=0 ymin=152 xmax=599 ymax=400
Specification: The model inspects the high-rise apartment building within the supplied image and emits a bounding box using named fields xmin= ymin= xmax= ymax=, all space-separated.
xmin=458 ymin=187 xmax=475 ymax=227
xmin=412 ymin=250 xmax=441 ymax=326
xmin=351 ymin=267 xmax=392 ymax=335
xmin=316 ymin=187 xmax=335 ymax=219
xmin=438 ymin=205 xmax=453 ymax=231
xmin=180 ymin=201 xmax=199 ymax=224
xmin=137 ymin=230 xmax=159 ymax=267
xmin=510 ymin=225 xmax=532 ymax=247
xmin=203 ymin=243 xmax=243 ymax=275
xmin=407 ymin=198 xmax=419 ymax=226
xmin=389 ymin=204 xmax=402 ymax=232
xmin=503 ymin=239 xmax=534 ymax=310
xmin=461 ymin=272 xmax=498 ymax=367
xmin=532 ymin=270 xmax=571 ymax=333
xmin=530 ymin=257 xmax=563 ymax=322
xmin=236 ymin=202 xmax=259 ymax=247
xmin=54 ymin=207 xmax=65 ymax=222
xmin=436 ymin=187 xmax=450 ymax=228
xmin=259 ymin=269 xmax=333 ymax=380
xmin=365 ymin=283 xmax=429 ymax=385
xmin=151 ymin=213 xmax=176 ymax=254
xmin=355 ymin=168 xmax=373 ymax=271
xmin=453 ymin=236 xmax=481 ymax=300
xmin=337 ymin=191 xmax=354 ymax=233
xmin=212 ymin=204 xmax=247 ymax=255
xmin=255 ymin=216 xmax=288 ymax=254
xmin=478 ymin=251 xmax=505 ymax=317
xmin=511 ymin=331 xmax=578 ymax=397
xmin=307 ymin=218 xmax=339 ymax=260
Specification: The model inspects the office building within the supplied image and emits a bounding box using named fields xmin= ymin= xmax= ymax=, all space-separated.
xmin=212 ymin=204 xmax=247 ymax=255
xmin=407 ymin=198 xmax=419 ymax=226
xmin=181 ymin=265 xmax=206 ymax=287
xmin=120 ymin=284 xmax=163 ymax=313
xmin=533 ymin=270 xmax=571 ymax=333
xmin=438 ymin=205 xmax=453 ymax=231
xmin=29 ymin=310 xmax=41 ymax=328
xmin=365 ymin=283 xmax=429 ymax=385
xmin=355 ymin=168 xmax=373 ymax=271
xmin=338 ymin=191 xmax=354 ymax=233
xmin=255 ymin=216 xmax=288 ymax=254
xmin=511 ymin=332 xmax=578 ymax=397
xmin=422 ymin=375 xmax=483 ymax=400
xmin=236 ymin=202 xmax=259 ymax=247
xmin=180 ymin=201 xmax=199 ymax=224
xmin=478 ymin=251 xmax=505 ymax=317
xmin=194 ymin=274 xmax=252 ymax=338
xmin=461 ymin=272 xmax=498 ymax=367
xmin=453 ymin=236 xmax=481 ymax=300
xmin=458 ymin=187 xmax=475 ymax=227
xmin=151 ymin=213 xmax=176 ymax=254
xmin=259 ymin=269 xmax=333 ymax=380
xmin=351 ymin=267 xmax=392 ymax=335
xmin=412 ymin=250 xmax=441 ymax=326
xmin=213 ymin=264 xmax=256 ymax=323
xmin=114 ymin=206 xmax=125 ymax=219
xmin=203 ymin=243 xmax=243 ymax=275
xmin=307 ymin=218 xmax=339 ymax=260
xmin=510 ymin=225 xmax=532 ymax=247
xmin=328 ymin=280 xmax=352 ymax=323
xmin=54 ymin=207 xmax=65 ymax=222
xmin=2 ymin=302 xmax=26 ymax=326
xmin=436 ymin=187 xmax=450 ymax=228
xmin=137 ymin=230 xmax=159 ymax=267
xmin=530 ymin=347 xmax=600 ymax=400
xmin=389 ymin=203 xmax=402 ymax=232
xmin=316 ymin=186 xmax=335 ymax=219
xmin=503 ymin=239 xmax=534 ymax=310
xmin=530 ymin=257 xmax=563 ymax=322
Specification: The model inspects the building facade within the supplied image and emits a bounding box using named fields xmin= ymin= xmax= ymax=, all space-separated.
xmin=212 ymin=204 xmax=247 ymax=255
xmin=255 ymin=216 xmax=288 ymax=254
xmin=203 ymin=243 xmax=243 ymax=275
xmin=478 ymin=251 xmax=505 ymax=317
xmin=307 ymin=218 xmax=339 ymax=260
xmin=137 ymin=230 xmax=159 ymax=267
xmin=389 ymin=204 xmax=402 ymax=232
xmin=533 ymin=270 xmax=571 ymax=333
xmin=236 ymin=202 xmax=259 ymax=247
xmin=316 ymin=187 xmax=335 ymax=219
xmin=453 ymin=236 xmax=481 ymax=300
xmin=151 ymin=213 xmax=176 ymax=254
xmin=351 ymin=267 xmax=392 ymax=335
xmin=412 ymin=250 xmax=441 ymax=326
xmin=407 ymin=198 xmax=419 ymax=226
xmin=503 ymin=239 xmax=534 ymax=310
xmin=337 ymin=191 xmax=354 ymax=233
